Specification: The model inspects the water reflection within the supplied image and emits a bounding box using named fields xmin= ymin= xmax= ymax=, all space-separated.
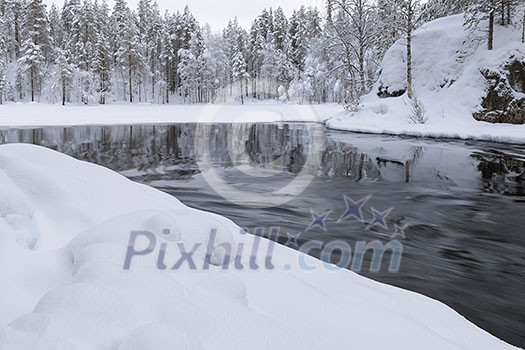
xmin=2 ymin=124 xmax=523 ymax=196
xmin=473 ymin=151 xmax=525 ymax=196
xmin=0 ymin=124 xmax=524 ymax=347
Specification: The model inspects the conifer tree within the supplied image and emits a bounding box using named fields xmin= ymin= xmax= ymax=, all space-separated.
xmin=232 ymin=51 xmax=248 ymax=104
xmin=18 ymin=0 xmax=51 ymax=101
xmin=0 ymin=9 xmax=6 ymax=104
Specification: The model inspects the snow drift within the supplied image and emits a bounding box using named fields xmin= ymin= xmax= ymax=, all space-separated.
xmin=0 ymin=144 xmax=518 ymax=349
xmin=327 ymin=14 xmax=525 ymax=143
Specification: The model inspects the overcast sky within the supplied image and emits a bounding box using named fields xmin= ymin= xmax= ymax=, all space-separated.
xmin=42 ymin=0 xmax=325 ymax=31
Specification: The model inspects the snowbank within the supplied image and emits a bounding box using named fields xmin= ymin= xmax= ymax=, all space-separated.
xmin=327 ymin=14 xmax=525 ymax=144
xmin=0 ymin=103 xmax=342 ymax=128
xmin=0 ymin=144 xmax=517 ymax=349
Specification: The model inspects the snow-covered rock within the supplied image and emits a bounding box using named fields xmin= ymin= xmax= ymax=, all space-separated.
xmin=0 ymin=144 xmax=518 ymax=349
xmin=327 ymin=14 xmax=525 ymax=143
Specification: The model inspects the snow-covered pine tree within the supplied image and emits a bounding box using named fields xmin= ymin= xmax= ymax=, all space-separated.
xmin=223 ymin=17 xmax=248 ymax=98
xmin=137 ymin=0 xmax=162 ymax=101
xmin=178 ymin=30 xmax=204 ymax=103
xmin=77 ymin=0 xmax=96 ymax=70
xmin=373 ymin=0 xmax=402 ymax=60
xmin=161 ymin=6 xmax=199 ymax=100
xmin=0 ymin=8 xmax=6 ymax=104
xmin=272 ymin=7 xmax=289 ymax=53
xmin=258 ymin=8 xmax=274 ymax=43
xmin=302 ymin=37 xmax=328 ymax=103
xmin=55 ymin=47 xmax=73 ymax=105
xmin=248 ymin=17 xmax=265 ymax=99
xmin=148 ymin=2 xmax=164 ymax=102
xmin=289 ymin=8 xmax=306 ymax=71
xmin=249 ymin=7 xmax=279 ymax=99
xmin=112 ymin=0 xmax=145 ymax=103
xmin=75 ymin=0 xmax=97 ymax=103
xmin=0 ymin=0 xmax=25 ymax=101
xmin=47 ymin=4 xmax=62 ymax=51
xmin=232 ymin=51 xmax=248 ymax=104
xmin=178 ymin=5 xmax=200 ymax=100
xmin=201 ymin=26 xmax=228 ymax=102
xmin=61 ymin=0 xmax=80 ymax=56
xmin=18 ymin=0 xmax=51 ymax=102
xmin=259 ymin=42 xmax=290 ymax=99
xmin=289 ymin=6 xmax=322 ymax=72
xmin=519 ymin=1 xmax=525 ymax=43
xmin=162 ymin=12 xmax=178 ymax=100
xmin=3 ymin=0 xmax=26 ymax=61
xmin=499 ymin=0 xmax=516 ymax=25
xmin=92 ymin=0 xmax=111 ymax=104
xmin=421 ymin=0 xmax=471 ymax=22
xmin=159 ymin=13 xmax=174 ymax=103
xmin=137 ymin=0 xmax=154 ymax=63
xmin=465 ymin=0 xmax=498 ymax=50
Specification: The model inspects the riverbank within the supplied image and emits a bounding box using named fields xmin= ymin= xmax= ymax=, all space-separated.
xmin=326 ymin=102 xmax=525 ymax=144
xmin=0 ymin=102 xmax=341 ymax=128
xmin=2 ymin=102 xmax=525 ymax=144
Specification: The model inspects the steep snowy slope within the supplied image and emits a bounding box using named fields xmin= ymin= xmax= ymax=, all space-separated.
xmin=327 ymin=14 xmax=525 ymax=143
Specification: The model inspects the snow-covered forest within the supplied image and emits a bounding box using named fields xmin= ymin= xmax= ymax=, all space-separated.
xmin=0 ymin=0 xmax=522 ymax=105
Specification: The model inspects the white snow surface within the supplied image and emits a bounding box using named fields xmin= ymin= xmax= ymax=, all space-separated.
xmin=0 ymin=144 xmax=518 ymax=349
xmin=327 ymin=14 xmax=525 ymax=144
xmin=0 ymin=103 xmax=341 ymax=128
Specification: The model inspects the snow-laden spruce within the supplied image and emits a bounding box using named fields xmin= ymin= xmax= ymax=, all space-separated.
xmin=0 ymin=144 xmax=518 ymax=349
xmin=327 ymin=14 xmax=525 ymax=143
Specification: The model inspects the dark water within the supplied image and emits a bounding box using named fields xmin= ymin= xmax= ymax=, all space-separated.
xmin=1 ymin=123 xmax=524 ymax=347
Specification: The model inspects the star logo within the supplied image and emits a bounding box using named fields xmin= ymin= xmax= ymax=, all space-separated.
xmin=338 ymin=195 xmax=371 ymax=223
xmin=306 ymin=209 xmax=332 ymax=232
xmin=391 ymin=225 xmax=407 ymax=239
xmin=367 ymin=207 xmax=393 ymax=230
xmin=285 ymin=232 xmax=302 ymax=249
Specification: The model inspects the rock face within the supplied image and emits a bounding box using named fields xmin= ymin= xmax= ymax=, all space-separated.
xmin=377 ymin=85 xmax=406 ymax=98
xmin=474 ymin=60 xmax=525 ymax=124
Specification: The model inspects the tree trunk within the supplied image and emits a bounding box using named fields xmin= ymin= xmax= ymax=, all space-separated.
xmin=522 ymin=10 xmax=525 ymax=43
xmin=359 ymin=45 xmax=365 ymax=96
xmin=14 ymin=12 xmax=20 ymax=58
xmin=151 ymin=60 xmax=156 ymax=102
xmin=358 ymin=0 xmax=366 ymax=96
xmin=165 ymin=60 xmax=170 ymax=104
xmin=240 ymin=79 xmax=244 ymax=105
xmin=129 ymin=58 xmax=133 ymax=103
xmin=488 ymin=10 xmax=495 ymax=50
xmin=30 ymin=65 xmax=35 ymax=102
xmin=152 ymin=74 xmax=155 ymax=102
xmin=174 ymin=55 xmax=180 ymax=93
xmin=501 ymin=0 xmax=506 ymax=25
xmin=507 ymin=1 xmax=511 ymax=25
xmin=62 ymin=77 xmax=66 ymax=106
xmin=138 ymin=77 xmax=142 ymax=103
xmin=100 ymin=77 xmax=105 ymax=105
xmin=0 ymin=75 xmax=3 ymax=105
xmin=406 ymin=1 xmax=414 ymax=99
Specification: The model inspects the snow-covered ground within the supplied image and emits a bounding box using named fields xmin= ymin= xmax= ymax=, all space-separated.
xmin=0 ymin=103 xmax=342 ymax=128
xmin=327 ymin=15 xmax=525 ymax=144
xmin=0 ymin=144 xmax=518 ymax=349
